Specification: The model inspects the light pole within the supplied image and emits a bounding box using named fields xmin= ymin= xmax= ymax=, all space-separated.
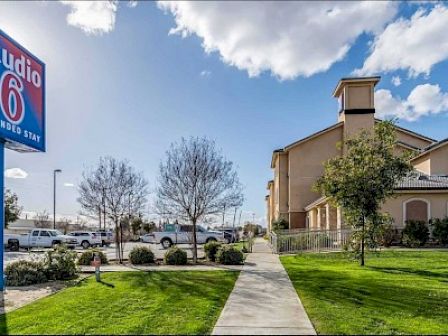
xmin=53 ymin=169 xmax=62 ymax=229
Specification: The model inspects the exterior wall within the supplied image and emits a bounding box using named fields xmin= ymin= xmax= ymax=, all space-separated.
xmin=395 ymin=129 xmax=433 ymax=150
xmin=289 ymin=212 xmax=306 ymax=229
xmin=341 ymin=113 xmax=375 ymax=140
xmin=278 ymin=153 xmax=289 ymax=215
xmin=288 ymin=125 xmax=343 ymax=228
xmin=345 ymin=84 xmax=374 ymax=110
xmin=429 ymin=145 xmax=448 ymax=175
xmin=265 ymin=196 xmax=271 ymax=232
xmin=381 ymin=192 xmax=448 ymax=228
xmin=412 ymin=153 xmax=431 ymax=174
xmin=273 ymin=156 xmax=280 ymax=217
xmin=393 ymin=144 xmax=418 ymax=157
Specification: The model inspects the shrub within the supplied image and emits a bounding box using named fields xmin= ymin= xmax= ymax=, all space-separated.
xmin=204 ymin=241 xmax=222 ymax=262
xmin=431 ymin=217 xmax=448 ymax=245
xmin=129 ymin=246 xmax=155 ymax=265
xmin=216 ymin=245 xmax=244 ymax=265
xmin=78 ymin=249 xmax=109 ymax=266
xmin=5 ymin=260 xmax=47 ymax=286
xmin=377 ymin=222 xmax=397 ymax=247
xmin=272 ymin=218 xmax=289 ymax=232
xmin=402 ymin=220 xmax=429 ymax=247
xmin=164 ymin=247 xmax=187 ymax=265
xmin=44 ymin=245 xmax=78 ymax=280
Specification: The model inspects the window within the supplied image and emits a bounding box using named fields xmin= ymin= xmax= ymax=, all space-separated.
xmin=40 ymin=231 xmax=50 ymax=237
xmin=180 ymin=225 xmax=193 ymax=233
xmin=403 ymin=198 xmax=430 ymax=224
xmin=32 ymin=231 xmax=39 ymax=237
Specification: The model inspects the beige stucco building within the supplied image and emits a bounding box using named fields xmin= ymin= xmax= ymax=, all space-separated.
xmin=266 ymin=77 xmax=448 ymax=232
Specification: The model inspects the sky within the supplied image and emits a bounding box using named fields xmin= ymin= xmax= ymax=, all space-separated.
xmin=0 ymin=1 xmax=448 ymax=227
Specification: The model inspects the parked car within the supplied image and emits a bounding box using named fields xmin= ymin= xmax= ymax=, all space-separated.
xmin=67 ymin=231 xmax=102 ymax=249
xmin=95 ymin=231 xmax=114 ymax=247
xmin=142 ymin=224 xmax=225 ymax=249
xmin=5 ymin=229 xmax=78 ymax=251
xmin=213 ymin=227 xmax=240 ymax=243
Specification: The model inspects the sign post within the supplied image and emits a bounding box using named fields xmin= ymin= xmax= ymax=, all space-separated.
xmin=92 ymin=253 xmax=101 ymax=282
xmin=0 ymin=29 xmax=46 ymax=290
xmin=0 ymin=141 xmax=3 ymax=289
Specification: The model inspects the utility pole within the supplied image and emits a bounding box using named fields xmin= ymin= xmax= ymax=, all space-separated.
xmin=53 ymin=169 xmax=62 ymax=229
xmin=222 ymin=203 xmax=226 ymax=241
xmin=232 ymin=207 xmax=237 ymax=243
xmin=98 ymin=206 xmax=102 ymax=231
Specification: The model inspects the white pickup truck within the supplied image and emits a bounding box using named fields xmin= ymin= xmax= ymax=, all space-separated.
xmin=141 ymin=224 xmax=224 ymax=249
xmin=5 ymin=229 xmax=78 ymax=251
xmin=67 ymin=231 xmax=102 ymax=249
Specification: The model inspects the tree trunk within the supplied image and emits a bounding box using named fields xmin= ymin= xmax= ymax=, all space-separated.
xmin=360 ymin=215 xmax=365 ymax=266
xmin=114 ymin=219 xmax=122 ymax=263
xmin=98 ymin=207 xmax=102 ymax=231
xmin=119 ymin=221 xmax=124 ymax=263
xmin=192 ymin=219 xmax=198 ymax=264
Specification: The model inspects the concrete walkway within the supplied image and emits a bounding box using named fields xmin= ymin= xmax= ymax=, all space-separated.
xmin=212 ymin=239 xmax=316 ymax=335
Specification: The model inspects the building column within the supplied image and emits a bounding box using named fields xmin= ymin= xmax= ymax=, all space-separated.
xmin=309 ymin=209 xmax=316 ymax=229
xmin=325 ymin=204 xmax=331 ymax=231
xmin=337 ymin=207 xmax=342 ymax=243
xmin=317 ymin=207 xmax=322 ymax=230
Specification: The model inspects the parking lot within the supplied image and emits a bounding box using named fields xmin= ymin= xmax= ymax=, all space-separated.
xmin=4 ymin=241 xmax=205 ymax=268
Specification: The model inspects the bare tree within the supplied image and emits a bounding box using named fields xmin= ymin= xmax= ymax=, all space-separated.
xmin=155 ymin=137 xmax=244 ymax=263
xmin=34 ymin=210 xmax=51 ymax=228
xmin=78 ymin=171 xmax=104 ymax=230
xmin=78 ymin=157 xmax=148 ymax=262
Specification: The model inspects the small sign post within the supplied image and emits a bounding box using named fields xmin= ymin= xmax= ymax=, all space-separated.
xmin=92 ymin=253 xmax=101 ymax=282
xmin=0 ymin=29 xmax=46 ymax=289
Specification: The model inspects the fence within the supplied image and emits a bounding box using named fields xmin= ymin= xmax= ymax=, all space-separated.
xmin=270 ymin=229 xmax=352 ymax=254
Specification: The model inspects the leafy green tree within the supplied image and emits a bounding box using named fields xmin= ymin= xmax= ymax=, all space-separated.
xmin=272 ymin=218 xmax=289 ymax=232
xmin=5 ymin=189 xmax=22 ymax=228
xmin=315 ymin=121 xmax=412 ymax=266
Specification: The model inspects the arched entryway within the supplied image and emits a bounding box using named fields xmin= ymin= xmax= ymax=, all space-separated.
xmin=403 ymin=198 xmax=430 ymax=223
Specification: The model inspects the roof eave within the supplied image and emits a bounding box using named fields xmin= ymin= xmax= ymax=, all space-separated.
xmin=411 ymin=138 xmax=448 ymax=162
xmin=333 ymin=76 xmax=381 ymax=97
xmin=284 ymin=122 xmax=343 ymax=151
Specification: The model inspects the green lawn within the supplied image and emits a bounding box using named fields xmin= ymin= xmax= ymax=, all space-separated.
xmin=281 ymin=250 xmax=448 ymax=335
xmin=0 ymin=271 xmax=239 ymax=335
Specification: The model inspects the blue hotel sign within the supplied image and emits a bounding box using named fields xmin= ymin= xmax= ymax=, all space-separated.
xmin=0 ymin=29 xmax=45 ymax=152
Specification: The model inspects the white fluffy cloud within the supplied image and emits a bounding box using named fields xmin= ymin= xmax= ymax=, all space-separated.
xmin=356 ymin=5 xmax=448 ymax=77
xmin=158 ymin=1 xmax=397 ymax=80
xmin=5 ymin=168 xmax=28 ymax=179
xmin=391 ymin=76 xmax=401 ymax=87
xmin=375 ymin=84 xmax=448 ymax=121
xmin=60 ymin=1 xmax=118 ymax=35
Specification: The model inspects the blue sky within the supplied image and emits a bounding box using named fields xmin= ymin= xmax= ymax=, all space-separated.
xmin=0 ymin=1 xmax=447 ymax=226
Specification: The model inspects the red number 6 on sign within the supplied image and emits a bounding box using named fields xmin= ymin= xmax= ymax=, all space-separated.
xmin=0 ymin=71 xmax=25 ymax=125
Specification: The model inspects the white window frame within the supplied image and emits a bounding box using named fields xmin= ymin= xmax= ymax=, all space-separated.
xmin=402 ymin=198 xmax=431 ymax=225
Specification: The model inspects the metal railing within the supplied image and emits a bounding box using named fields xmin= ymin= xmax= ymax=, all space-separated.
xmin=270 ymin=229 xmax=352 ymax=254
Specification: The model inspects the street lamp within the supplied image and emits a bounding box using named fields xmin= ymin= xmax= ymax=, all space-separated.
xmin=53 ymin=169 xmax=62 ymax=229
